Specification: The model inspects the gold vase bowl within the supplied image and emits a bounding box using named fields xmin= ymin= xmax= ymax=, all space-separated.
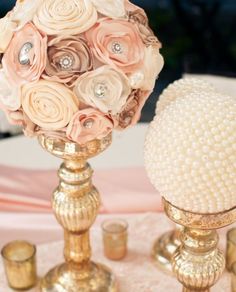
xmin=38 ymin=134 xmax=117 ymax=292
xmin=163 ymin=198 xmax=236 ymax=292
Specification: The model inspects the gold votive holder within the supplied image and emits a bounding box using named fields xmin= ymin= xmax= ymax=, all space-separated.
xmin=226 ymin=228 xmax=236 ymax=271
xmin=232 ymin=262 xmax=236 ymax=292
xmin=102 ymin=219 xmax=128 ymax=261
xmin=1 ymin=241 xmax=37 ymax=290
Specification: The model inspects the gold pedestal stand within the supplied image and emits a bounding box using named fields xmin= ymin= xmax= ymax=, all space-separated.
xmin=163 ymin=198 xmax=236 ymax=292
xmin=152 ymin=228 xmax=181 ymax=274
xmin=38 ymin=134 xmax=117 ymax=292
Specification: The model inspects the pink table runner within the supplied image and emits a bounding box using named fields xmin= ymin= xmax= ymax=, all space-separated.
xmin=0 ymin=213 xmax=232 ymax=292
xmin=0 ymin=165 xmax=162 ymax=214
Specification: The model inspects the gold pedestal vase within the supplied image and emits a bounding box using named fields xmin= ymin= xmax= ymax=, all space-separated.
xmin=163 ymin=198 xmax=236 ymax=292
xmin=152 ymin=226 xmax=181 ymax=274
xmin=38 ymin=134 xmax=117 ymax=292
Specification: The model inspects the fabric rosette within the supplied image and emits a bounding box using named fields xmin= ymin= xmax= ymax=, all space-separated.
xmin=0 ymin=13 xmax=17 ymax=53
xmin=21 ymin=80 xmax=79 ymax=130
xmin=67 ymin=108 xmax=114 ymax=144
xmin=74 ymin=65 xmax=131 ymax=115
xmin=43 ymin=35 xmax=93 ymax=86
xmin=2 ymin=22 xmax=47 ymax=86
xmin=33 ymin=0 xmax=97 ymax=35
xmin=114 ymin=89 xmax=151 ymax=129
xmin=85 ymin=18 xmax=145 ymax=73
xmin=91 ymin=0 xmax=126 ymax=18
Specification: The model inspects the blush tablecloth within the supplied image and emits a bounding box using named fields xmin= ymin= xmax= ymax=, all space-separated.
xmin=0 ymin=213 xmax=232 ymax=292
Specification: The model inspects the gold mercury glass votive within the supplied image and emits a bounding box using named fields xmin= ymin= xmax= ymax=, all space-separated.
xmin=1 ymin=241 xmax=37 ymax=290
xmin=102 ymin=219 xmax=128 ymax=261
xmin=232 ymin=262 xmax=236 ymax=292
xmin=226 ymin=228 xmax=236 ymax=271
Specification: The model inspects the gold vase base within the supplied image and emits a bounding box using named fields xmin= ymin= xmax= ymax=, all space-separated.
xmin=183 ymin=289 xmax=209 ymax=292
xmin=152 ymin=230 xmax=180 ymax=274
xmin=40 ymin=262 xmax=117 ymax=292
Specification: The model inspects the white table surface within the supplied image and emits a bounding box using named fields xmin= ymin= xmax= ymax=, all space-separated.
xmin=0 ymin=123 xmax=148 ymax=170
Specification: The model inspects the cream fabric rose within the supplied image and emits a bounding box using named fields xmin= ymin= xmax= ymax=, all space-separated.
xmin=2 ymin=22 xmax=47 ymax=86
xmin=43 ymin=36 xmax=92 ymax=86
xmin=114 ymin=89 xmax=150 ymax=129
xmin=91 ymin=0 xmax=126 ymax=18
xmin=129 ymin=45 xmax=164 ymax=91
xmin=85 ymin=18 xmax=145 ymax=73
xmin=33 ymin=0 xmax=97 ymax=36
xmin=74 ymin=66 xmax=131 ymax=115
xmin=66 ymin=108 xmax=114 ymax=144
xmin=12 ymin=0 xmax=44 ymax=29
xmin=21 ymin=80 xmax=79 ymax=130
xmin=0 ymin=13 xmax=17 ymax=53
xmin=0 ymin=69 xmax=20 ymax=111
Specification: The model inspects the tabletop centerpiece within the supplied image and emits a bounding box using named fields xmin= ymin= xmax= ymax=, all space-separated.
xmin=0 ymin=0 xmax=163 ymax=291
xmin=145 ymin=85 xmax=236 ymax=291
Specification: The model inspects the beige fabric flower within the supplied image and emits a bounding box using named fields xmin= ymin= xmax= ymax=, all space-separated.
xmin=33 ymin=0 xmax=97 ymax=35
xmin=74 ymin=65 xmax=131 ymax=115
xmin=114 ymin=89 xmax=151 ymax=129
xmin=2 ymin=22 xmax=47 ymax=86
xmin=12 ymin=0 xmax=44 ymax=29
xmin=66 ymin=108 xmax=114 ymax=144
xmin=129 ymin=45 xmax=164 ymax=91
xmin=0 ymin=69 xmax=20 ymax=111
xmin=85 ymin=18 xmax=145 ymax=73
xmin=43 ymin=36 xmax=93 ymax=86
xmin=91 ymin=0 xmax=126 ymax=18
xmin=21 ymin=80 xmax=79 ymax=130
xmin=0 ymin=13 xmax=17 ymax=53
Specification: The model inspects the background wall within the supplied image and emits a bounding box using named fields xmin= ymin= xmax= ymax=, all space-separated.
xmin=0 ymin=0 xmax=236 ymax=122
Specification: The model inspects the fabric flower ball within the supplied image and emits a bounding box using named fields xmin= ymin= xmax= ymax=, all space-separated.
xmin=66 ymin=108 xmax=114 ymax=144
xmin=0 ymin=13 xmax=17 ymax=53
xmin=43 ymin=35 xmax=93 ymax=86
xmin=129 ymin=45 xmax=164 ymax=91
xmin=2 ymin=22 xmax=47 ymax=86
xmin=91 ymin=0 xmax=126 ymax=18
xmin=33 ymin=0 xmax=97 ymax=36
xmin=21 ymin=80 xmax=79 ymax=130
xmin=85 ymin=18 xmax=145 ymax=73
xmin=12 ymin=0 xmax=44 ymax=30
xmin=0 ymin=69 xmax=20 ymax=111
xmin=74 ymin=65 xmax=131 ymax=114
xmin=114 ymin=89 xmax=151 ymax=129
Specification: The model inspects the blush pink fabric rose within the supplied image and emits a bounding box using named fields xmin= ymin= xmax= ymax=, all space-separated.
xmin=66 ymin=108 xmax=114 ymax=144
xmin=43 ymin=35 xmax=93 ymax=86
xmin=113 ymin=89 xmax=151 ymax=129
xmin=2 ymin=22 xmax=47 ymax=86
xmin=85 ymin=18 xmax=145 ymax=73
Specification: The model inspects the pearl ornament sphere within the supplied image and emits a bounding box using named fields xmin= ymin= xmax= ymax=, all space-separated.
xmin=145 ymin=91 xmax=236 ymax=213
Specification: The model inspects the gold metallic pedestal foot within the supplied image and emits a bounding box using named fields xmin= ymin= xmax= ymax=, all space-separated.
xmin=39 ymin=134 xmax=117 ymax=292
xmin=152 ymin=229 xmax=181 ymax=274
xmin=163 ymin=198 xmax=236 ymax=292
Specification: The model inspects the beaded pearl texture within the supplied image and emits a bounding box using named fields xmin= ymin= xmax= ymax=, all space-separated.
xmin=145 ymin=82 xmax=236 ymax=214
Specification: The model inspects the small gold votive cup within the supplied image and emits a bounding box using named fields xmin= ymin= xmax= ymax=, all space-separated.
xmin=102 ymin=219 xmax=128 ymax=261
xmin=1 ymin=241 xmax=37 ymax=290
xmin=226 ymin=228 xmax=236 ymax=271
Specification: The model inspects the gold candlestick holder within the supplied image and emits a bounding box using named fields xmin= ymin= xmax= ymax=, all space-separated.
xmin=163 ymin=198 xmax=236 ymax=292
xmin=38 ymin=134 xmax=117 ymax=292
xmin=152 ymin=226 xmax=181 ymax=274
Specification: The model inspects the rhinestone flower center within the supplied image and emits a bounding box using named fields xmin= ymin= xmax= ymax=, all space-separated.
xmin=83 ymin=119 xmax=94 ymax=129
xmin=94 ymin=83 xmax=108 ymax=99
xmin=18 ymin=42 xmax=33 ymax=65
xmin=111 ymin=42 xmax=123 ymax=54
xmin=59 ymin=55 xmax=74 ymax=70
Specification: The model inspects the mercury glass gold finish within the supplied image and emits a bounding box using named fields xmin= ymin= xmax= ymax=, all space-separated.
xmin=1 ymin=240 xmax=37 ymax=290
xmin=102 ymin=219 xmax=128 ymax=261
xmin=226 ymin=228 xmax=236 ymax=272
xmin=152 ymin=227 xmax=181 ymax=274
xmin=163 ymin=198 xmax=236 ymax=292
xmin=38 ymin=134 xmax=117 ymax=292
xmin=231 ymin=262 xmax=236 ymax=292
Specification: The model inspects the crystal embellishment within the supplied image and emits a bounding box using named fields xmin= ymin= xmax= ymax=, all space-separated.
xmin=111 ymin=42 xmax=123 ymax=54
xmin=83 ymin=119 xmax=94 ymax=129
xmin=18 ymin=42 xmax=33 ymax=65
xmin=59 ymin=55 xmax=74 ymax=69
xmin=94 ymin=83 xmax=108 ymax=99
